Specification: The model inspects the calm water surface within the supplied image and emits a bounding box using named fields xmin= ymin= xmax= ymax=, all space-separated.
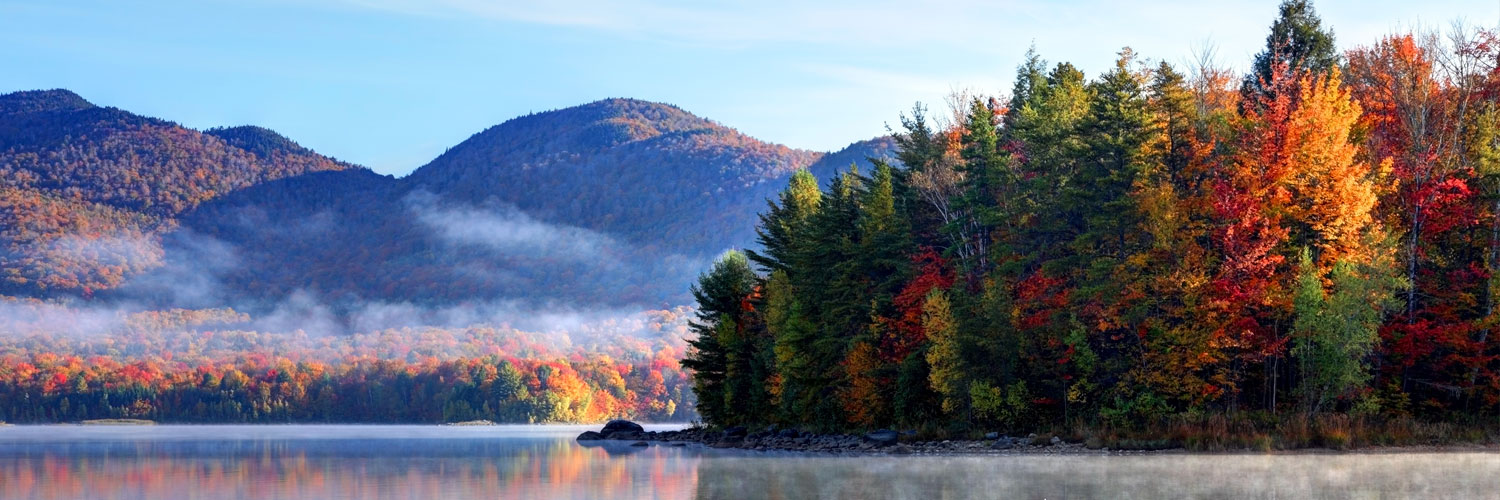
xmin=0 ymin=424 xmax=1497 ymax=499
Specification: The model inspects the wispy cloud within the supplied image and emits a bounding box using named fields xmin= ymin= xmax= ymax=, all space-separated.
xmin=405 ymin=190 xmax=617 ymax=263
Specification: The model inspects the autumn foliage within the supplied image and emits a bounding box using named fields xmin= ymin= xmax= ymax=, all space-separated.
xmin=0 ymin=304 xmax=695 ymax=423
xmin=685 ymin=3 xmax=1500 ymax=432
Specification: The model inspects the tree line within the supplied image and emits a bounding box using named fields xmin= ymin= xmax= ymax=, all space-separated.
xmin=0 ymin=305 xmax=695 ymax=423
xmin=684 ymin=0 xmax=1500 ymax=435
xmin=0 ymin=353 xmax=690 ymax=424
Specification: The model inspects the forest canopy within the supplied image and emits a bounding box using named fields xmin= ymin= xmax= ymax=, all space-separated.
xmin=684 ymin=1 xmax=1500 ymax=437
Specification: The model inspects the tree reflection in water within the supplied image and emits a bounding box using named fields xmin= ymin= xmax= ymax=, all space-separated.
xmin=0 ymin=425 xmax=699 ymax=500
xmin=2 ymin=426 xmax=1498 ymax=499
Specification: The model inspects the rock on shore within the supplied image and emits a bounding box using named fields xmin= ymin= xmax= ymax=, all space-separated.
xmin=574 ymin=421 xmax=1113 ymax=455
xmin=602 ymin=420 xmax=644 ymax=434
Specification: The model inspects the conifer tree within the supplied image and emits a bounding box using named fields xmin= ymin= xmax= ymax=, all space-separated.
xmin=682 ymin=251 xmax=758 ymax=425
xmin=749 ymin=169 xmax=822 ymax=274
xmin=1243 ymin=0 xmax=1340 ymax=104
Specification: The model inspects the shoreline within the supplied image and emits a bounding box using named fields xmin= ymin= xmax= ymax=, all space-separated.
xmin=577 ymin=421 xmax=1500 ymax=456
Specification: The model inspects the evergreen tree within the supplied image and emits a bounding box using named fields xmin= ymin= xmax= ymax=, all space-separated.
xmin=1243 ymin=0 xmax=1339 ymax=103
xmin=1063 ymin=49 xmax=1160 ymax=408
xmin=1005 ymin=46 xmax=1050 ymax=130
xmin=1007 ymin=60 xmax=1093 ymax=271
xmin=748 ymin=169 xmax=822 ymax=274
xmin=893 ymin=349 xmax=941 ymax=427
xmin=955 ymin=98 xmax=1014 ymax=278
xmin=682 ymin=251 xmax=758 ymax=425
xmin=785 ymin=171 xmax=867 ymax=427
xmin=858 ymin=161 xmax=916 ymax=302
xmin=765 ymin=269 xmax=819 ymax=422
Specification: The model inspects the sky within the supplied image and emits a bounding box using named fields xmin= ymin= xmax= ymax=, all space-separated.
xmin=2 ymin=0 xmax=1495 ymax=176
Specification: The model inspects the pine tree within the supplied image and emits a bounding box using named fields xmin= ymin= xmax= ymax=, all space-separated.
xmin=682 ymin=251 xmax=758 ymax=426
xmin=1065 ymin=48 xmax=1159 ymax=412
xmin=858 ymin=161 xmax=916 ymax=298
xmin=1072 ymin=48 xmax=1155 ymax=296
xmin=785 ymin=171 xmax=867 ymax=427
xmin=1007 ymin=61 xmax=1093 ymax=270
xmin=955 ymin=98 xmax=1014 ymax=277
xmin=765 ymin=269 xmax=819 ymax=422
xmin=1243 ymin=0 xmax=1340 ymax=104
xmin=749 ymin=169 xmax=822 ymax=274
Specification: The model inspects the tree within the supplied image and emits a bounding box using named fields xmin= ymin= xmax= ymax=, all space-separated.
xmin=1127 ymin=62 xmax=1228 ymax=413
xmin=1292 ymin=250 xmax=1403 ymax=414
xmin=748 ymin=169 xmax=821 ymax=274
xmin=1243 ymin=0 xmax=1340 ymax=103
xmin=1006 ymin=60 xmax=1092 ymax=272
xmin=840 ymin=340 xmax=889 ymax=427
xmin=682 ymin=251 xmax=758 ymax=425
xmin=923 ymin=289 xmax=966 ymax=417
xmin=1285 ymin=68 xmax=1389 ymax=269
xmin=1347 ymin=33 xmax=1471 ymax=319
xmin=858 ymin=161 xmax=916 ymax=298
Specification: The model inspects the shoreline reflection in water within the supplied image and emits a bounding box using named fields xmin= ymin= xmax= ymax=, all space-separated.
xmin=1 ymin=425 xmax=1496 ymax=499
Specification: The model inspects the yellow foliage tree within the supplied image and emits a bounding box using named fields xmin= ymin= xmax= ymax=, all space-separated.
xmin=1286 ymin=68 xmax=1393 ymax=268
xmin=922 ymin=290 xmax=966 ymax=416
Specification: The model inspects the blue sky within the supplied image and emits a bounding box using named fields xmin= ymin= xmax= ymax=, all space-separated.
xmin=2 ymin=0 xmax=1494 ymax=176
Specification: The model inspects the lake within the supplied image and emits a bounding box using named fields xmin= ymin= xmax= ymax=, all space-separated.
xmin=0 ymin=425 xmax=1496 ymax=499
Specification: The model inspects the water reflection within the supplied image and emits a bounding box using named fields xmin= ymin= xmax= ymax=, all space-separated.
xmin=0 ymin=425 xmax=1497 ymax=499
xmin=0 ymin=425 xmax=698 ymax=500
xmin=693 ymin=452 xmax=1500 ymax=499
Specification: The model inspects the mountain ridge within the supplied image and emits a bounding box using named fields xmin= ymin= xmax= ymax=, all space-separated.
xmin=0 ymin=88 xmax=896 ymax=310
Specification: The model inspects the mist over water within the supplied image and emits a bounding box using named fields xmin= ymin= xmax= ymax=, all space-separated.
xmin=1 ymin=425 xmax=1495 ymax=500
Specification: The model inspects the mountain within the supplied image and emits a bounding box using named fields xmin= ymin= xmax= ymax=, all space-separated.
xmin=1 ymin=90 xmax=897 ymax=311
xmin=0 ymin=89 xmax=358 ymax=298
xmin=0 ymin=90 xmax=354 ymax=216
xmin=807 ymin=136 xmax=899 ymax=181
xmin=406 ymin=98 xmax=823 ymax=257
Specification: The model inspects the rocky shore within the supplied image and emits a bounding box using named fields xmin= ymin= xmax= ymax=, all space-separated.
xmin=576 ymin=420 xmax=1123 ymax=455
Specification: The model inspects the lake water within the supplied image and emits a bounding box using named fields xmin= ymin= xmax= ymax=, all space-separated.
xmin=0 ymin=425 xmax=1497 ymax=499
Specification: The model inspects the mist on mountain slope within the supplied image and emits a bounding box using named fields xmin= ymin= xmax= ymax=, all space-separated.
xmin=0 ymin=89 xmax=897 ymax=347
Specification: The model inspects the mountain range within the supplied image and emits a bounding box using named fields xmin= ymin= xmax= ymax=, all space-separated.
xmin=0 ymin=89 xmax=896 ymax=313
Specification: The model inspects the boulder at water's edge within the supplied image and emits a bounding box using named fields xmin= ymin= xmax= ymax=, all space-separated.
xmin=602 ymin=420 xmax=644 ymax=434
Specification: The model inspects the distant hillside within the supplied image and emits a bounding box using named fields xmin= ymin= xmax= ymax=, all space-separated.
xmin=0 ymin=90 xmax=353 ymax=216
xmin=1 ymin=90 xmax=897 ymax=310
xmin=807 ymin=136 xmax=900 ymax=183
xmin=406 ymin=98 xmax=823 ymax=257
xmin=0 ymin=89 xmax=358 ymax=298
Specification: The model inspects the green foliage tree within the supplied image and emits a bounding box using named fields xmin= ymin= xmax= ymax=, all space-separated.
xmin=1292 ymin=250 xmax=1403 ymax=414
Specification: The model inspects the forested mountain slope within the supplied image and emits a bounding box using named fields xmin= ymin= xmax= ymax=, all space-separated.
xmin=0 ymin=91 xmax=894 ymax=309
xmin=0 ymin=89 xmax=357 ymax=298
